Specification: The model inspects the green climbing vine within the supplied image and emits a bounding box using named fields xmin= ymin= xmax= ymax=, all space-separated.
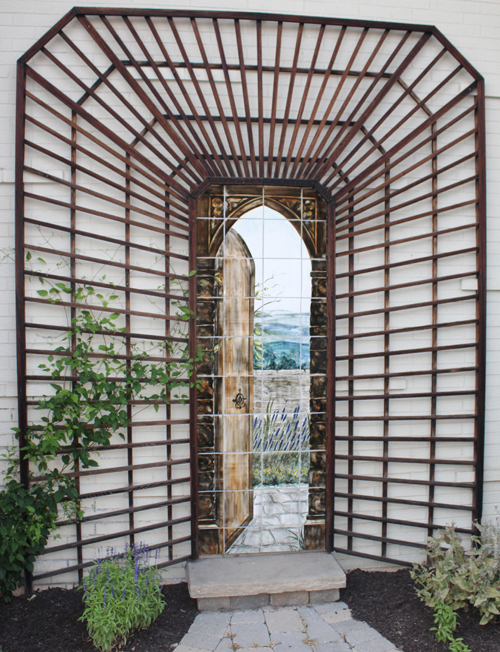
xmin=0 ymin=252 xmax=199 ymax=601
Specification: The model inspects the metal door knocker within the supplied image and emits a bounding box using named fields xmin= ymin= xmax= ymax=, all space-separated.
xmin=232 ymin=389 xmax=246 ymax=409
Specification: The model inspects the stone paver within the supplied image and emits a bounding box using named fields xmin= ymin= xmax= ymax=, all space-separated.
xmin=309 ymin=588 xmax=340 ymax=603
xmin=298 ymin=605 xmax=342 ymax=643
xmin=351 ymin=634 xmax=398 ymax=652
xmin=188 ymin=611 xmax=231 ymax=636
xmin=334 ymin=618 xmax=379 ymax=644
xmin=264 ymin=606 xmax=304 ymax=634
xmin=230 ymin=608 xmax=265 ymax=624
xmin=230 ymin=593 xmax=269 ymax=609
xmin=271 ymin=632 xmax=313 ymax=651
xmin=176 ymin=602 xmax=403 ymax=652
xmin=198 ymin=597 xmax=231 ymax=611
xmin=314 ymin=600 xmax=349 ymax=613
xmin=230 ymin=622 xmax=271 ymax=648
xmin=213 ymin=638 xmax=233 ymax=652
xmin=270 ymin=590 xmax=309 ymax=606
xmin=316 ymin=601 xmax=353 ymax=625
xmin=316 ymin=643 xmax=352 ymax=652
xmin=180 ymin=631 xmax=225 ymax=650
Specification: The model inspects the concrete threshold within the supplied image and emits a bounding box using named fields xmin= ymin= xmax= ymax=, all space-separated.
xmin=187 ymin=551 xmax=346 ymax=610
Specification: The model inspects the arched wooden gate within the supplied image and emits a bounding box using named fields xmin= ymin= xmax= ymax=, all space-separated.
xmin=15 ymin=8 xmax=485 ymax=584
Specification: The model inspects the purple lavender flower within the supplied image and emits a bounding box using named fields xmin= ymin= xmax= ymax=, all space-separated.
xmin=122 ymin=587 xmax=126 ymax=599
xmin=136 ymin=587 xmax=140 ymax=603
xmin=111 ymin=586 xmax=115 ymax=599
xmin=95 ymin=555 xmax=102 ymax=577
xmin=103 ymin=588 xmax=107 ymax=612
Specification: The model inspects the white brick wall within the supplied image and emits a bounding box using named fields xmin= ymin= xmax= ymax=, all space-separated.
xmin=1 ymin=0 xmax=499 ymax=584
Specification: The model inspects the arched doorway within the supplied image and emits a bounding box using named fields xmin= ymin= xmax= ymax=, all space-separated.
xmin=196 ymin=186 xmax=328 ymax=554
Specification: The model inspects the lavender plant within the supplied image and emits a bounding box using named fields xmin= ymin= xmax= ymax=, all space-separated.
xmin=253 ymin=404 xmax=310 ymax=486
xmin=79 ymin=543 xmax=164 ymax=652
xmin=253 ymin=405 xmax=310 ymax=453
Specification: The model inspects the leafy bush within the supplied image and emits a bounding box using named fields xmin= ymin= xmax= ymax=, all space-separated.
xmin=80 ymin=543 xmax=164 ymax=652
xmin=0 ymin=449 xmax=72 ymax=601
xmin=412 ymin=522 xmax=500 ymax=625
xmin=411 ymin=521 xmax=500 ymax=651
xmin=430 ymin=603 xmax=471 ymax=652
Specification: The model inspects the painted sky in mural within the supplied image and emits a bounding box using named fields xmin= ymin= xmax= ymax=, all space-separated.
xmin=234 ymin=207 xmax=311 ymax=369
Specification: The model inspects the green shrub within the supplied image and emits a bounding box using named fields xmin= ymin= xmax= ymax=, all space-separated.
xmin=80 ymin=543 xmax=164 ymax=652
xmin=412 ymin=522 xmax=500 ymax=625
xmin=430 ymin=603 xmax=471 ymax=652
xmin=0 ymin=448 xmax=75 ymax=601
xmin=411 ymin=520 xmax=500 ymax=651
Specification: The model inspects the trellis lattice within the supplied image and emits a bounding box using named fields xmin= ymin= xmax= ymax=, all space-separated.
xmin=15 ymin=8 xmax=485 ymax=583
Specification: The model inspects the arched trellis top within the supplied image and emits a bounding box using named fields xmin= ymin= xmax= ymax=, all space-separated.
xmin=16 ymin=8 xmax=484 ymax=202
xmin=15 ymin=7 xmax=486 ymax=581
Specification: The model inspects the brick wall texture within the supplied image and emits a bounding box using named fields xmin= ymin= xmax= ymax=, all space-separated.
xmin=0 ymin=0 xmax=499 ymax=585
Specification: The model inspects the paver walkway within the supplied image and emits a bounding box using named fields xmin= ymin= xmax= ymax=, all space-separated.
xmin=174 ymin=601 xmax=403 ymax=652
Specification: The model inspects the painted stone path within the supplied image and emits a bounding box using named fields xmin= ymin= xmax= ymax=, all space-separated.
xmin=228 ymin=485 xmax=309 ymax=554
xmin=173 ymin=601 xmax=403 ymax=652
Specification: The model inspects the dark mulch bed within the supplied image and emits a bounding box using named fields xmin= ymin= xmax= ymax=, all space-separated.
xmin=1 ymin=569 xmax=499 ymax=652
xmin=341 ymin=568 xmax=500 ymax=652
xmin=0 ymin=582 xmax=198 ymax=652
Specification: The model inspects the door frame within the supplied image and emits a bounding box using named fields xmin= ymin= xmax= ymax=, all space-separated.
xmin=189 ymin=178 xmax=335 ymax=558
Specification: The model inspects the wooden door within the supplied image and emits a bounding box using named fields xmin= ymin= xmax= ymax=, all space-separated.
xmin=215 ymin=229 xmax=255 ymax=550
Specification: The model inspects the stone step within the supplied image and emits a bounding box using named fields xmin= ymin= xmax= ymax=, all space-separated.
xmin=187 ymin=551 xmax=346 ymax=610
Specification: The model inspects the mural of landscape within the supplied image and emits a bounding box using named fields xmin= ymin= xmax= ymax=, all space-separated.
xmin=196 ymin=189 xmax=327 ymax=555
xmin=256 ymin=311 xmax=310 ymax=370
xmin=225 ymin=208 xmax=312 ymax=553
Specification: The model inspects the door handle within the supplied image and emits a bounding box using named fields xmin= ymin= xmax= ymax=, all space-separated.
xmin=232 ymin=389 xmax=247 ymax=409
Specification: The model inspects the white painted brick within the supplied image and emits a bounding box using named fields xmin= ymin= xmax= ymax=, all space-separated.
xmin=0 ymin=0 xmax=500 ymax=584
